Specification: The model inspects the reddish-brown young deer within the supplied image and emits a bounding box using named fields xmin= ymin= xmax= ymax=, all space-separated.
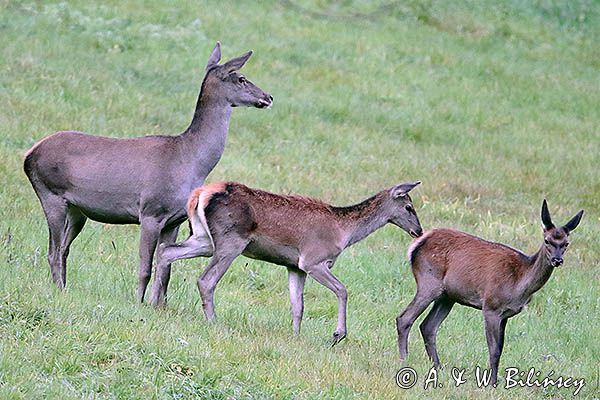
xmin=150 ymin=181 xmax=423 ymax=345
xmin=23 ymin=43 xmax=272 ymax=302
xmin=397 ymin=200 xmax=583 ymax=385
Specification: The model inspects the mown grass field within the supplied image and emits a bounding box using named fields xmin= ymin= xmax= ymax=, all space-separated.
xmin=1 ymin=0 xmax=599 ymax=398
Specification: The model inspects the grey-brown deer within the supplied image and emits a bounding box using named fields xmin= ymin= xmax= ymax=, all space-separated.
xmin=150 ymin=181 xmax=423 ymax=345
xmin=397 ymin=200 xmax=583 ymax=385
xmin=23 ymin=43 xmax=273 ymax=302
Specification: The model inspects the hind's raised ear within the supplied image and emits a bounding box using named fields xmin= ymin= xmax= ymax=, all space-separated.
xmin=541 ymin=199 xmax=555 ymax=231
xmin=205 ymin=42 xmax=222 ymax=71
xmin=563 ymin=210 xmax=584 ymax=234
xmin=391 ymin=181 xmax=421 ymax=199
xmin=219 ymin=50 xmax=253 ymax=75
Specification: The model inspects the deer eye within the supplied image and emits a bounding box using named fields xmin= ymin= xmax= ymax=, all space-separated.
xmin=544 ymin=239 xmax=550 ymax=245
xmin=238 ymin=76 xmax=246 ymax=83
xmin=405 ymin=204 xmax=414 ymax=213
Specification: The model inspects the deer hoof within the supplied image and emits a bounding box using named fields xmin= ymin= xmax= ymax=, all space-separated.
xmin=149 ymin=293 xmax=166 ymax=308
xmin=330 ymin=331 xmax=347 ymax=347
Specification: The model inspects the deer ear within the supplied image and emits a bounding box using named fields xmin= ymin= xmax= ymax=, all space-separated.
xmin=541 ymin=199 xmax=555 ymax=231
xmin=563 ymin=210 xmax=584 ymax=234
xmin=220 ymin=50 xmax=253 ymax=74
xmin=391 ymin=181 xmax=421 ymax=199
xmin=206 ymin=42 xmax=221 ymax=71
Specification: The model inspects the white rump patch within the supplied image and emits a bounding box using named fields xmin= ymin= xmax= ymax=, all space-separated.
xmin=406 ymin=230 xmax=433 ymax=262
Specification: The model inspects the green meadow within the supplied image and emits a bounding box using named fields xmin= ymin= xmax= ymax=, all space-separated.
xmin=1 ymin=0 xmax=599 ymax=398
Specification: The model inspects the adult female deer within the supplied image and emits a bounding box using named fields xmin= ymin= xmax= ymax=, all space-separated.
xmin=397 ymin=200 xmax=583 ymax=385
xmin=150 ymin=181 xmax=423 ymax=345
xmin=23 ymin=43 xmax=273 ymax=302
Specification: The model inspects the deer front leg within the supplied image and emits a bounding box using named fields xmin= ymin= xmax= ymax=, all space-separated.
xmin=303 ymin=260 xmax=347 ymax=346
xmin=483 ymin=310 xmax=508 ymax=386
xmin=152 ymin=225 xmax=180 ymax=304
xmin=287 ymin=268 xmax=307 ymax=335
xmin=137 ymin=217 xmax=164 ymax=303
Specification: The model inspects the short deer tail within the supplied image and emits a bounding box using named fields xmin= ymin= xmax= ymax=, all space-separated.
xmin=186 ymin=182 xmax=228 ymax=251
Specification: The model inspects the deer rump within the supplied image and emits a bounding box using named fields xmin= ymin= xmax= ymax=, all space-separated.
xmin=187 ymin=186 xmax=218 ymax=254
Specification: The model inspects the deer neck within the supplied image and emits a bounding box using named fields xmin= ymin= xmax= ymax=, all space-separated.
xmin=335 ymin=192 xmax=389 ymax=248
xmin=519 ymin=247 xmax=555 ymax=298
xmin=181 ymin=87 xmax=233 ymax=181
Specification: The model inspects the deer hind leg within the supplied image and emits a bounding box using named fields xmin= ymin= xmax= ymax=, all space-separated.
xmin=149 ymin=231 xmax=214 ymax=307
xmin=396 ymin=284 xmax=441 ymax=362
xmin=419 ymin=299 xmax=454 ymax=368
xmin=158 ymin=232 xmax=214 ymax=264
xmin=196 ymin=236 xmax=247 ymax=321
xmin=55 ymin=205 xmax=87 ymax=287
xmin=37 ymin=193 xmax=70 ymax=289
xmin=45 ymin=206 xmax=66 ymax=287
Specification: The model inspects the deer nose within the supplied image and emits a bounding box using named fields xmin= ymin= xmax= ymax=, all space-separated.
xmin=551 ymin=257 xmax=563 ymax=267
xmin=267 ymin=94 xmax=273 ymax=103
xmin=409 ymin=227 xmax=423 ymax=238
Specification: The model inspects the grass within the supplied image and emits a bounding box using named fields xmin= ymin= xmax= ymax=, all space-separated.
xmin=1 ymin=0 xmax=599 ymax=398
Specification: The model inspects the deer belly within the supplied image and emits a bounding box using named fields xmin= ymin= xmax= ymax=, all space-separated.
xmin=243 ymin=238 xmax=299 ymax=268
xmin=443 ymin=279 xmax=484 ymax=309
xmin=67 ymin=191 xmax=141 ymax=224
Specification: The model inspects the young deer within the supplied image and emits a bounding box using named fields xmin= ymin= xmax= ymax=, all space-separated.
xmin=397 ymin=200 xmax=583 ymax=385
xmin=150 ymin=181 xmax=423 ymax=345
xmin=23 ymin=43 xmax=272 ymax=302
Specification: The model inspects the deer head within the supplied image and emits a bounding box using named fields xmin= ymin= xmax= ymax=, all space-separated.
xmin=541 ymin=199 xmax=584 ymax=267
xmin=388 ymin=181 xmax=423 ymax=238
xmin=203 ymin=42 xmax=273 ymax=108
